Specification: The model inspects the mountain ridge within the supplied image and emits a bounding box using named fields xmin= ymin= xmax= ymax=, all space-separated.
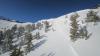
xmin=0 ymin=7 xmax=100 ymax=56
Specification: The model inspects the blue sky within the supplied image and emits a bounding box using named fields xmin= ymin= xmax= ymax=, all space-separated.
xmin=0 ymin=0 xmax=100 ymax=22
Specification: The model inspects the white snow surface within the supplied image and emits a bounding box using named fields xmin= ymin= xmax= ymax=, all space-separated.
xmin=1 ymin=8 xmax=100 ymax=56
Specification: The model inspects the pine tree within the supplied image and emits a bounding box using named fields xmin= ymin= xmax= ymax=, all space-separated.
xmin=35 ymin=32 xmax=40 ymax=39
xmin=70 ymin=13 xmax=92 ymax=41
xmin=25 ymin=24 xmax=33 ymax=32
xmin=3 ymin=29 xmax=14 ymax=51
xmin=86 ymin=10 xmax=100 ymax=22
xmin=70 ymin=13 xmax=79 ymax=41
xmin=79 ymin=26 xmax=91 ymax=40
xmin=0 ymin=30 xmax=3 ymax=45
xmin=10 ymin=48 xmax=23 ymax=56
xmin=2 ymin=25 xmax=18 ymax=52
xmin=44 ymin=21 xmax=51 ymax=32
xmin=17 ymin=26 xmax=25 ymax=37
xmin=24 ymin=32 xmax=33 ymax=55
xmin=0 ymin=30 xmax=3 ymax=54
xmin=32 ymin=24 xmax=36 ymax=30
xmin=36 ymin=22 xmax=42 ymax=30
xmin=11 ymin=25 xmax=17 ymax=33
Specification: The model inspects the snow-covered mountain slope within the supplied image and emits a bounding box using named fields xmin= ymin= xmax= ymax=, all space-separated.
xmin=0 ymin=7 xmax=100 ymax=56
xmin=0 ymin=19 xmax=33 ymax=30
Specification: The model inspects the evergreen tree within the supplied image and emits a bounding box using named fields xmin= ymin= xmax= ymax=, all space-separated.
xmin=44 ymin=21 xmax=51 ymax=32
xmin=70 ymin=13 xmax=92 ymax=41
xmin=70 ymin=13 xmax=79 ymax=41
xmin=0 ymin=30 xmax=3 ymax=45
xmin=2 ymin=26 xmax=17 ymax=52
xmin=10 ymin=48 xmax=23 ymax=56
xmin=36 ymin=22 xmax=43 ymax=30
xmin=0 ymin=30 xmax=3 ymax=54
xmin=86 ymin=10 xmax=100 ymax=22
xmin=3 ymin=29 xmax=13 ymax=52
xmin=79 ymin=26 xmax=92 ymax=40
xmin=35 ymin=32 xmax=40 ymax=39
xmin=25 ymin=24 xmax=33 ymax=32
xmin=17 ymin=26 xmax=25 ymax=37
xmin=24 ymin=32 xmax=33 ymax=55
xmin=32 ymin=24 xmax=36 ymax=30
xmin=11 ymin=25 xmax=17 ymax=33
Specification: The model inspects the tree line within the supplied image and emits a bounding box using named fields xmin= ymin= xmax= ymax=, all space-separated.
xmin=0 ymin=20 xmax=51 ymax=56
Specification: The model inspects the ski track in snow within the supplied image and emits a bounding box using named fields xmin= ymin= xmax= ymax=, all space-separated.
xmin=27 ymin=16 xmax=79 ymax=56
xmin=58 ymin=18 xmax=79 ymax=56
xmin=70 ymin=46 xmax=79 ymax=56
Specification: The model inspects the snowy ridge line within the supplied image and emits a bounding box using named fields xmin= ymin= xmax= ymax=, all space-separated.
xmin=0 ymin=7 xmax=100 ymax=56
